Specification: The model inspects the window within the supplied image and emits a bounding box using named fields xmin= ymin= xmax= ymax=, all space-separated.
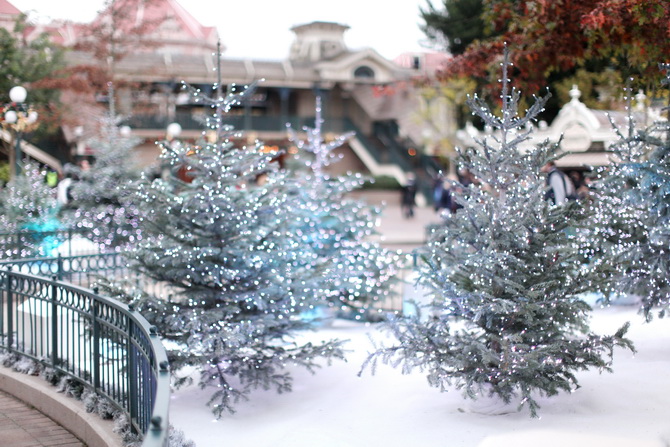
xmin=354 ymin=66 xmax=375 ymax=79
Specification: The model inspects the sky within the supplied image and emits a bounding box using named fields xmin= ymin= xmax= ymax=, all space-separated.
xmin=14 ymin=0 xmax=433 ymax=61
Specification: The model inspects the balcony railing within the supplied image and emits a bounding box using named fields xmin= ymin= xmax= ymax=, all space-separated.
xmin=373 ymin=122 xmax=440 ymax=200
xmin=0 ymin=253 xmax=170 ymax=447
xmin=127 ymin=112 xmax=354 ymax=135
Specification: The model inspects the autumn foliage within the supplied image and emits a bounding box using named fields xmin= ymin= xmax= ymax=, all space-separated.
xmin=33 ymin=0 xmax=165 ymax=99
xmin=33 ymin=0 xmax=168 ymax=128
xmin=72 ymin=0 xmax=164 ymax=69
xmin=439 ymin=0 xmax=670 ymax=95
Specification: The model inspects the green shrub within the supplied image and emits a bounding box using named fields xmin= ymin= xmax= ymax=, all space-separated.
xmin=0 ymin=162 xmax=9 ymax=186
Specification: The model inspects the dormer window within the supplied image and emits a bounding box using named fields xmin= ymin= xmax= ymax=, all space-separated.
xmin=354 ymin=65 xmax=375 ymax=79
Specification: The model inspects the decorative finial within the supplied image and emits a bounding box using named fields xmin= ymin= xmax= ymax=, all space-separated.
xmin=569 ymin=84 xmax=581 ymax=102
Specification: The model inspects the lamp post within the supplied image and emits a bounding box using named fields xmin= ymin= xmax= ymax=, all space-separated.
xmin=2 ymin=86 xmax=38 ymax=178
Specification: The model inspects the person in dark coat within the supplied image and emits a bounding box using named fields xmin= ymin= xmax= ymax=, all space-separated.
xmin=401 ymin=174 xmax=418 ymax=219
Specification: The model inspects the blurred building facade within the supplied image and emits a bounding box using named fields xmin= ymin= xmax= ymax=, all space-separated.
xmin=3 ymin=0 xmax=453 ymax=199
xmin=7 ymin=0 xmax=641 ymax=199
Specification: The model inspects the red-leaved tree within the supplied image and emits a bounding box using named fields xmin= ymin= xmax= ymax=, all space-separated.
xmin=438 ymin=0 xmax=670 ymax=96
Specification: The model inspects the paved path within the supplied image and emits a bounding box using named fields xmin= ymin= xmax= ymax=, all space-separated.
xmin=353 ymin=190 xmax=443 ymax=250
xmin=0 ymin=390 xmax=84 ymax=446
xmin=376 ymin=203 xmax=442 ymax=250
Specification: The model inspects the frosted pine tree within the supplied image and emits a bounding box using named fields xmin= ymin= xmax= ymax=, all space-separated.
xmin=0 ymin=160 xmax=60 ymax=258
xmin=360 ymin=48 xmax=633 ymax=417
xmin=63 ymin=83 xmax=142 ymax=250
xmin=286 ymin=96 xmax=401 ymax=321
xmin=108 ymin=80 xmax=344 ymax=416
xmin=587 ymin=67 xmax=670 ymax=320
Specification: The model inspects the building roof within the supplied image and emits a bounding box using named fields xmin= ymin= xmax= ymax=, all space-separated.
xmin=67 ymin=49 xmax=406 ymax=90
xmin=61 ymin=12 xmax=412 ymax=90
xmin=0 ymin=0 xmax=20 ymax=15
xmin=6 ymin=1 xmax=408 ymax=90
xmin=89 ymin=0 xmax=218 ymax=48
xmin=394 ymin=51 xmax=451 ymax=77
xmin=6 ymin=0 xmax=217 ymax=53
xmin=0 ymin=0 xmax=22 ymax=34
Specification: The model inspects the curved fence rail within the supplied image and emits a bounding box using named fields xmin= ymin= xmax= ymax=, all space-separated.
xmin=0 ymin=230 xmax=416 ymax=447
xmin=0 ymin=228 xmax=97 ymax=260
xmin=0 ymin=257 xmax=170 ymax=447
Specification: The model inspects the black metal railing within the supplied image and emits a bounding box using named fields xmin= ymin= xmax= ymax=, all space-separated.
xmin=373 ymin=122 xmax=440 ymax=201
xmin=127 ymin=112 xmax=355 ymax=135
xmin=0 ymin=256 xmax=170 ymax=447
xmin=0 ymin=228 xmax=97 ymax=260
xmin=0 ymin=253 xmax=176 ymax=303
xmin=0 ymin=253 xmax=124 ymax=285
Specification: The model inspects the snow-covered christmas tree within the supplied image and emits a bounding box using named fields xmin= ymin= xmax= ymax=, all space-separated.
xmin=107 ymin=78 xmax=345 ymax=416
xmin=586 ymin=67 xmax=670 ymax=320
xmin=361 ymin=48 xmax=634 ymax=417
xmin=286 ymin=96 xmax=401 ymax=320
xmin=62 ymin=83 xmax=142 ymax=250
xmin=0 ymin=160 xmax=60 ymax=258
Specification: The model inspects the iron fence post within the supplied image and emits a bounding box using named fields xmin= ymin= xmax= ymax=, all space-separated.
xmin=0 ymin=273 xmax=3 ymax=343
xmin=92 ymin=292 xmax=101 ymax=391
xmin=57 ymin=254 xmax=64 ymax=281
xmin=4 ymin=273 xmax=13 ymax=350
xmin=51 ymin=276 xmax=59 ymax=366
xmin=128 ymin=314 xmax=139 ymax=433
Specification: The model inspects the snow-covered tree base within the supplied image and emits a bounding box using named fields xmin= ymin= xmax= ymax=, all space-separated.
xmin=170 ymin=307 xmax=669 ymax=446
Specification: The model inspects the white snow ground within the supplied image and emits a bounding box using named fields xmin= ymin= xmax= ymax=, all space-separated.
xmin=170 ymin=304 xmax=670 ymax=447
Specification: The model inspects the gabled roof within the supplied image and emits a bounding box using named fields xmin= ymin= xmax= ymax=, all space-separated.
xmin=0 ymin=0 xmax=20 ymax=16
xmin=15 ymin=0 xmax=217 ymax=53
xmin=24 ymin=21 xmax=86 ymax=46
xmin=455 ymin=84 xmax=665 ymax=167
xmin=90 ymin=0 xmax=216 ymax=43
xmin=0 ymin=0 xmax=21 ymax=34
xmin=318 ymin=48 xmax=400 ymax=73
xmin=551 ymin=86 xmax=648 ymax=135
xmin=290 ymin=21 xmax=350 ymax=34
xmin=162 ymin=0 xmax=215 ymax=41
xmin=315 ymin=48 xmax=408 ymax=85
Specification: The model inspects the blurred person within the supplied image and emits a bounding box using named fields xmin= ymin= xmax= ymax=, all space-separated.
xmin=401 ymin=173 xmax=417 ymax=218
xmin=542 ymin=161 xmax=576 ymax=204
xmin=432 ymin=173 xmax=444 ymax=211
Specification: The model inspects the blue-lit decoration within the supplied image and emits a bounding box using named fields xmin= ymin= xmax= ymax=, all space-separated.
xmin=286 ymin=95 xmax=404 ymax=322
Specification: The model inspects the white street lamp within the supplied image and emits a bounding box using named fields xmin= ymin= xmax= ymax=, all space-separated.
xmin=4 ymin=110 xmax=17 ymax=124
xmin=119 ymin=125 xmax=132 ymax=137
xmin=9 ymin=86 xmax=27 ymax=103
xmin=2 ymin=85 xmax=38 ymax=177
xmin=166 ymin=122 xmax=182 ymax=140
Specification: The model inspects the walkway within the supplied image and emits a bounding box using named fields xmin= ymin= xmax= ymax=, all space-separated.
xmin=354 ymin=190 xmax=443 ymax=250
xmin=0 ymin=390 xmax=84 ymax=446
